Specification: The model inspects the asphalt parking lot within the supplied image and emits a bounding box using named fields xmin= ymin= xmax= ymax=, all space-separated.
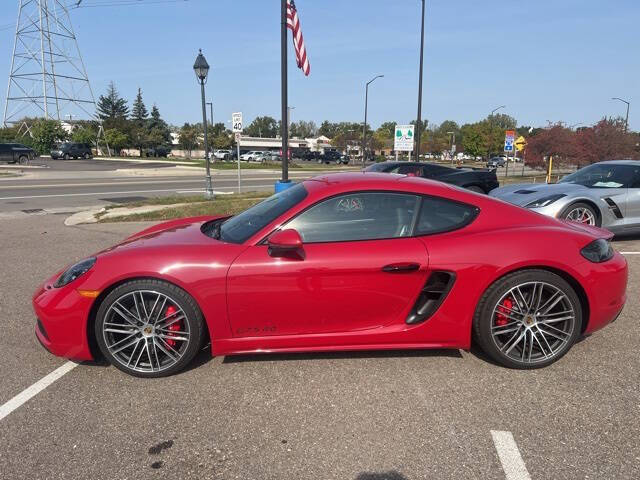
xmin=1 ymin=215 xmax=639 ymax=479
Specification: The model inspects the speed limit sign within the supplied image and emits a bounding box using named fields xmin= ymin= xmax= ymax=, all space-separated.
xmin=232 ymin=112 xmax=243 ymax=133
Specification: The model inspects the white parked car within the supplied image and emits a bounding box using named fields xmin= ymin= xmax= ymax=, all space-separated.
xmin=240 ymin=151 xmax=265 ymax=161
xmin=213 ymin=149 xmax=231 ymax=160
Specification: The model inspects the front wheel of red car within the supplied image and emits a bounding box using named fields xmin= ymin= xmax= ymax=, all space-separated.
xmin=473 ymin=270 xmax=582 ymax=369
xmin=95 ymin=279 xmax=205 ymax=378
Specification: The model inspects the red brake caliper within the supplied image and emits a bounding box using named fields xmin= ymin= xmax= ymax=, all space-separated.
xmin=163 ymin=305 xmax=182 ymax=348
xmin=495 ymin=297 xmax=513 ymax=326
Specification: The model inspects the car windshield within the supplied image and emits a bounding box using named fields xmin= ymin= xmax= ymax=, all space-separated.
xmin=218 ymin=183 xmax=308 ymax=244
xmin=559 ymin=163 xmax=638 ymax=188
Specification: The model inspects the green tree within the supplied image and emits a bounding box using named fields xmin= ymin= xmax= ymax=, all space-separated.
xmin=0 ymin=125 xmax=19 ymax=142
xmin=104 ymin=128 xmax=128 ymax=155
xmin=212 ymin=132 xmax=232 ymax=149
xmin=318 ymin=120 xmax=338 ymax=138
xmin=97 ymin=81 xmax=129 ymax=121
xmin=30 ymin=119 xmax=68 ymax=154
xmin=178 ymin=123 xmax=199 ymax=156
xmin=245 ymin=116 xmax=279 ymax=137
xmin=146 ymin=104 xmax=171 ymax=146
xmin=71 ymin=123 xmax=98 ymax=146
xmin=290 ymin=120 xmax=317 ymax=138
xmin=132 ymin=87 xmax=148 ymax=122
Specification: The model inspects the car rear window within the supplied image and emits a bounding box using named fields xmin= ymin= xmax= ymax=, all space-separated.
xmin=415 ymin=196 xmax=479 ymax=235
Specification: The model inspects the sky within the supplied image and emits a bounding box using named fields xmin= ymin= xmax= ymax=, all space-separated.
xmin=0 ymin=0 xmax=638 ymax=131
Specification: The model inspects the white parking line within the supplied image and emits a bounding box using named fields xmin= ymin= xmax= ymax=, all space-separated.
xmin=620 ymin=252 xmax=640 ymax=255
xmin=491 ymin=430 xmax=531 ymax=480
xmin=0 ymin=361 xmax=78 ymax=421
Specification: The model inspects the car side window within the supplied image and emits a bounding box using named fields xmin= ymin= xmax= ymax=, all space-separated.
xmin=631 ymin=167 xmax=640 ymax=188
xmin=416 ymin=196 xmax=479 ymax=235
xmin=284 ymin=192 xmax=420 ymax=243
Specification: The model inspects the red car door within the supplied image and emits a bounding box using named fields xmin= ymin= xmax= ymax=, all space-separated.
xmin=226 ymin=191 xmax=429 ymax=337
xmin=226 ymin=238 xmax=429 ymax=337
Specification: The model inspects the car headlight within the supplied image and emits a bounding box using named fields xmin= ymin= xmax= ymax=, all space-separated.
xmin=54 ymin=257 xmax=96 ymax=287
xmin=581 ymin=239 xmax=614 ymax=263
xmin=525 ymin=194 xmax=566 ymax=208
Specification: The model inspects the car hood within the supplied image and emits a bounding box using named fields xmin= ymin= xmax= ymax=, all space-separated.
xmin=97 ymin=215 xmax=231 ymax=256
xmin=489 ymin=182 xmax=587 ymax=206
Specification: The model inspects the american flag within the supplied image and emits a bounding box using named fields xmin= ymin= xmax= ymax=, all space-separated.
xmin=286 ymin=0 xmax=310 ymax=76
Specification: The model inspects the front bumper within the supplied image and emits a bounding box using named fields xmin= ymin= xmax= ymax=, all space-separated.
xmin=32 ymin=276 xmax=95 ymax=361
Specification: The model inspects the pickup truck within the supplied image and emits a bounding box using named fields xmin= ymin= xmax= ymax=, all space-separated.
xmin=0 ymin=143 xmax=36 ymax=164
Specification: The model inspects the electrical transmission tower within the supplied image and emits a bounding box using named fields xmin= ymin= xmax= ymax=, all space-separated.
xmin=3 ymin=0 xmax=97 ymax=127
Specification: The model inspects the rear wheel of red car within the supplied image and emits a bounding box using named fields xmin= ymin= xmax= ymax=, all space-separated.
xmin=560 ymin=202 xmax=599 ymax=226
xmin=473 ymin=269 xmax=582 ymax=369
xmin=95 ymin=279 xmax=205 ymax=378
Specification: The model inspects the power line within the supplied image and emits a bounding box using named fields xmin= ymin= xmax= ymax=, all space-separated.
xmin=68 ymin=0 xmax=190 ymax=8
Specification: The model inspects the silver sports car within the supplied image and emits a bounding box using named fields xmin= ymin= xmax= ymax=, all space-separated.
xmin=490 ymin=160 xmax=640 ymax=234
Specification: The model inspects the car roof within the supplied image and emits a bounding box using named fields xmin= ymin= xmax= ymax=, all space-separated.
xmin=302 ymin=172 xmax=458 ymax=199
xmin=594 ymin=159 xmax=640 ymax=166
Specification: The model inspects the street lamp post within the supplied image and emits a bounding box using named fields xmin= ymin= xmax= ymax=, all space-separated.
xmin=415 ymin=0 xmax=426 ymax=160
xmin=612 ymin=97 xmax=630 ymax=132
xmin=490 ymin=105 xmax=506 ymax=118
xmin=362 ymin=74 xmax=383 ymax=165
xmin=194 ymin=49 xmax=214 ymax=199
xmin=206 ymin=102 xmax=214 ymax=126
xmin=447 ymin=131 xmax=455 ymax=165
xmin=488 ymin=105 xmax=506 ymax=159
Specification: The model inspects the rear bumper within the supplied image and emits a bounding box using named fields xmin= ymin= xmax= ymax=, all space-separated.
xmin=578 ymin=252 xmax=628 ymax=334
xmin=32 ymin=279 xmax=95 ymax=361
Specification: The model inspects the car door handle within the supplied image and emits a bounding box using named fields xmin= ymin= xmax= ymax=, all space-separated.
xmin=382 ymin=263 xmax=420 ymax=273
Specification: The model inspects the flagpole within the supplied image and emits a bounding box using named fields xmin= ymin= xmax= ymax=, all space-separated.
xmin=280 ymin=0 xmax=289 ymax=185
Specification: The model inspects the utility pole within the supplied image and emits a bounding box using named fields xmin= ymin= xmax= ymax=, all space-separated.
xmin=415 ymin=0 xmax=426 ymax=160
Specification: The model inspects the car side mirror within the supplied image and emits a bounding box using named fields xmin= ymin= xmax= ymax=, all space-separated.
xmin=267 ymin=229 xmax=304 ymax=259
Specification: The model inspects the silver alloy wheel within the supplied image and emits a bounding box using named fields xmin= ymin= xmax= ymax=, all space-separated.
xmin=102 ymin=290 xmax=191 ymax=373
xmin=565 ymin=206 xmax=596 ymax=225
xmin=490 ymin=281 xmax=576 ymax=365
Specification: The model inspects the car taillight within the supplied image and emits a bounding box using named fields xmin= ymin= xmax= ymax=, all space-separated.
xmin=581 ymin=239 xmax=614 ymax=263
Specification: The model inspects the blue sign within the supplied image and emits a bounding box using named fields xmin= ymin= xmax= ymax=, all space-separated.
xmin=504 ymin=143 xmax=514 ymax=152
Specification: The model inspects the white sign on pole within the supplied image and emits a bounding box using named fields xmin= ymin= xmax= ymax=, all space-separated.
xmin=234 ymin=132 xmax=242 ymax=142
xmin=232 ymin=112 xmax=243 ymax=133
xmin=394 ymin=124 xmax=415 ymax=151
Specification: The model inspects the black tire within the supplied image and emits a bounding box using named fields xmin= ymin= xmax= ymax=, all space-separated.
xmin=559 ymin=202 xmax=600 ymax=227
xmin=18 ymin=155 xmax=29 ymax=165
xmin=473 ymin=269 xmax=582 ymax=369
xmin=84 ymin=153 xmax=91 ymax=159
xmin=63 ymin=153 xmax=70 ymax=160
xmin=466 ymin=185 xmax=485 ymax=194
xmin=95 ymin=279 xmax=205 ymax=378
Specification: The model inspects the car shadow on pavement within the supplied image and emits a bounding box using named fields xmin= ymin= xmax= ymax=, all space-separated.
xmin=222 ymin=348 xmax=463 ymax=364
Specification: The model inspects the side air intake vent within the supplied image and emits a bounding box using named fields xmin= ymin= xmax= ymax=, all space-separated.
xmin=603 ymin=197 xmax=623 ymax=219
xmin=406 ymin=271 xmax=456 ymax=325
xmin=514 ymin=189 xmax=538 ymax=194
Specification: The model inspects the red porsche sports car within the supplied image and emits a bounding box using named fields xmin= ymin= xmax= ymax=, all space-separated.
xmin=33 ymin=173 xmax=628 ymax=377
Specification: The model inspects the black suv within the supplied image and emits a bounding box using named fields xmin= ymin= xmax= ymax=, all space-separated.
xmin=51 ymin=142 xmax=93 ymax=160
xmin=0 ymin=143 xmax=36 ymax=164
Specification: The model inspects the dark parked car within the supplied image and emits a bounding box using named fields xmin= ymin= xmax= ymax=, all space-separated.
xmin=364 ymin=161 xmax=499 ymax=194
xmin=0 ymin=143 xmax=36 ymax=164
xmin=51 ymin=142 xmax=93 ymax=160
xmin=319 ymin=150 xmax=349 ymax=164
xmin=302 ymin=151 xmax=321 ymax=161
xmin=145 ymin=146 xmax=171 ymax=158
